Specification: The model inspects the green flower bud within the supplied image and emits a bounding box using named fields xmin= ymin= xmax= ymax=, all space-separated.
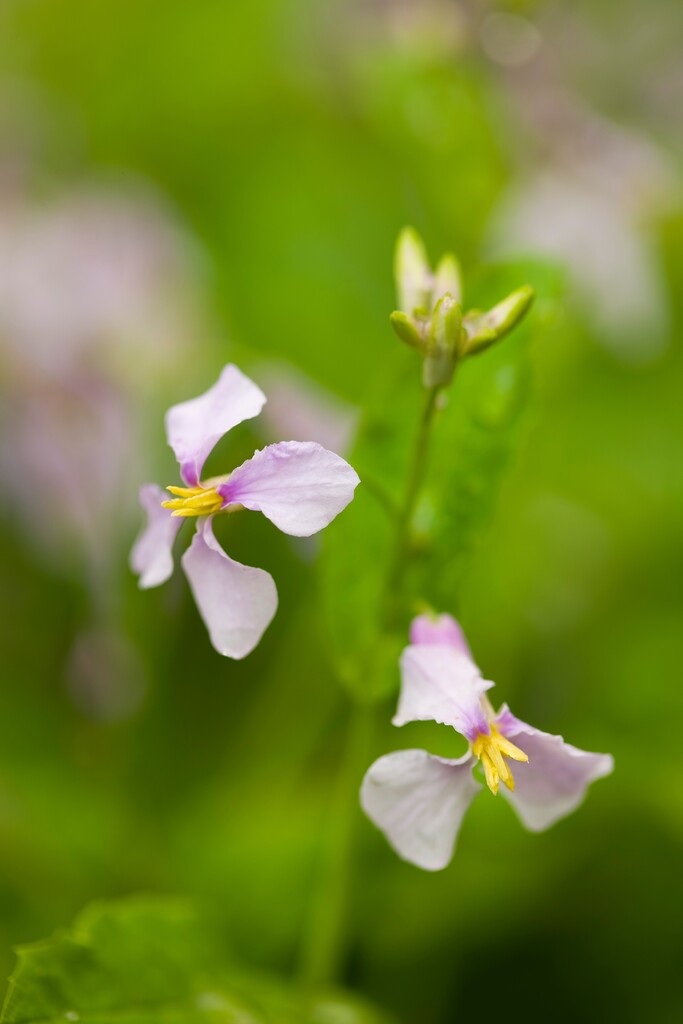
xmin=423 ymin=295 xmax=463 ymax=387
xmin=390 ymin=227 xmax=535 ymax=392
xmin=395 ymin=226 xmax=432 ymax=315
xmin=464 ymin=285 xmax=535 ymax=356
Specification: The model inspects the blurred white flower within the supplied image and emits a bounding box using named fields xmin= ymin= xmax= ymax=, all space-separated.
xmin=0 ymin=372 xmax=135 ymax=581
xmin=0 ymin=184 xmax=203 ymax=383
xmin=489 ymin=167 xmax=672 ymax=362
xmin=485 ymin=30 xmax=681 ymax=363
xmin=480 ymin=13 xmax=542 ymax=69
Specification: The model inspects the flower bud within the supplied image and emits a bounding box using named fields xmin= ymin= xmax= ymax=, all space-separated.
xmin=433 ymin=253 xmax=462 ymax=308
xmin=463 ymin=285 xmax=535 ymax=356
xmin=395 ymin=226 xmax=432 ymax=315
xmin=423 ymin=295 xmax=463 ymax=387
xmin=389 ymin=227 xmax=535 ymax=391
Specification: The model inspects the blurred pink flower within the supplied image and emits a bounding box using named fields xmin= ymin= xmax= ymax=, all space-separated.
xmin=0 ymin=184 xmax=202 ymax=380
xmin=489 ymin=166 xmax=673 ymax=361
xmin=0 ymin=181 xmax=206 ymax=580
xmin=484 ymin=26 xmax=680 ymax=363
xmin=0 ymin=372 xmax=135 ymax=579
xmin=131 ymin=364 xmax=360 ymax=659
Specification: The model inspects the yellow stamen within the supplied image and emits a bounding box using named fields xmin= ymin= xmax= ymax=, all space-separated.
xmin=495 ymin=733 xmax=529 ymax=762
xmin=161 ymin=484 xmax=225 ymax=518
xmin=480 ymin=752 xmax=500 ymax=795
xmin=165 ymin=485 xmax=204 ymax=497
xmin=472 ymin=725 xmax=528 ymax=796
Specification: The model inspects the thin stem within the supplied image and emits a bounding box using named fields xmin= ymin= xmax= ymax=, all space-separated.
xmin=300 ymin=385 xmax=443 ymax=987
xmin=299 ymin=702 xmax=374 ymax=987
xmin=360 ymin=473 xmax=400 ymax=520
xmin=385 ymin=384 xmax=441 ymax=609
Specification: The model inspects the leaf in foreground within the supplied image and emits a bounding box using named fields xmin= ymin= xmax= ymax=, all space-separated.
xmin=1 ymin=897 xmax=391 ymax=1024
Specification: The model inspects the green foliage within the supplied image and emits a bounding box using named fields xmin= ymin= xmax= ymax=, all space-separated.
xmin=321 ymin=260 xmax=560 ymax=703
xmin=1 ymin=898 xmax=391 ymax=1024
xmin=0 ymin=2 xmax=681 ymax=1022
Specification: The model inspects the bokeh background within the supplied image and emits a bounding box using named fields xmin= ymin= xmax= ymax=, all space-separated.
xmin=1 ymin=1 xmax=682 ymax=1021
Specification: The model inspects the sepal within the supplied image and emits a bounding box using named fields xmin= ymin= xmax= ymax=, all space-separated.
xmin=390 ymin=309 xmax=425 ymax=351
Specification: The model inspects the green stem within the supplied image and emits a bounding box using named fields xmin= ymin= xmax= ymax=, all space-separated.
xmin=300 ymin=701 xmax=374 ymax=987
xmin=300 ymin=385 xmax=442 ymax=986
xmin=385 ymin=384 xmax=441 ymax=611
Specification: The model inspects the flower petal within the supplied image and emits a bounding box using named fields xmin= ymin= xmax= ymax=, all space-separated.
xmin=394 ymin=644 xmax=492 ymax=741
xmin=361 ymin=749 xmax=480 ymax=871
xmin=218 ymin=441 xmax=360 ymax=537
xmin=496 ymin=706 xmax=614 ymax=831
xmin=409 ymin=613 xmax=474 ymax=660
xmin=130 ymin=483 xmax=182 ymax=588
xmin=165 ymin=364 xmax=266 ymax=486
xmin=181 ymin=518 xmax=277 ymax=659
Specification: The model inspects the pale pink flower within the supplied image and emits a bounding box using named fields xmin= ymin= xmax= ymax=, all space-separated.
xmin=361 ymin=613 xmax=613 ymax=870
xmin=131 ymin=365 xmax=360 ymax=659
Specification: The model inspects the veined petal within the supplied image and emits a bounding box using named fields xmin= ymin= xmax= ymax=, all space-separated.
xmin=181 ymin=517 xmax=277 ymax=659
xmin=409 ymin=613 xmax=474 ymax=661
xmin=165 ymin=364 xmax=266 ymax=486
xmin=130 ymin=483 xmax=182 ymax=588
xmin=361 ymin=749 xmax=480 ymax=871
xmin=496 ymin=705 xmax=614 ymax=831
xmin=394 ymin=644 xmax=492 ymax=741
xmin=218 ymin=441 xmax=360 ymax=537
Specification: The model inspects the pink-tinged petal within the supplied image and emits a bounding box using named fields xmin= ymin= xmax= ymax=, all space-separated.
xmin=218 ymin=441 xmax=360 ymax=537
xmin=181 ymin=518 xmax=277 ymax=659
xmin=361 ymin=749 xmax=480 ymax=871
xmin=165 ymin=364 xmax=266 ymax=485
xmin=496 ymin=706 xmax=614 ymax=831
xmin=130 ymin=483 xmax=182 ymax=588
xmin=395 ymin=645 xmax=492 ymax=741
xmin=409 ymin=613 xmax=474 ymax=660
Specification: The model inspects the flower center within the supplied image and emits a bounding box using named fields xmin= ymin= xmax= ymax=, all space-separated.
xmin=162 ymin=483 xmax=225 ymax=518
xmin=471 ymin=725 xmax=528 ymax=795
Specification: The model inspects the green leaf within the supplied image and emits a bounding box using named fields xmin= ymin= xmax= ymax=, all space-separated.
xmin=1 ymin=898 xmax=392 ymax=1024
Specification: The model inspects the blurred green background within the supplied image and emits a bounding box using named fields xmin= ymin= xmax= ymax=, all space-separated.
xmin=0 ymin=1 xmax=682 ymax=1021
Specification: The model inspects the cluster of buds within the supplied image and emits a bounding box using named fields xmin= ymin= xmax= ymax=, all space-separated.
xmin=390 ymin=227 xmax=535 ymax=387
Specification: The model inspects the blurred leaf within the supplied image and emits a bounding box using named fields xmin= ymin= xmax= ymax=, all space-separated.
xmin=319 ymin=354 xmax=419 ymax=703
xmin=1 ymin=897 xmax=391 ymax=1024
